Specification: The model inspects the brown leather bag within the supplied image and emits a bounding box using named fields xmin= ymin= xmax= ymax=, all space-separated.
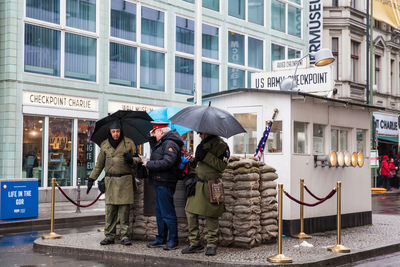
xmin=208 ymin=179 xmax=225 ymax=204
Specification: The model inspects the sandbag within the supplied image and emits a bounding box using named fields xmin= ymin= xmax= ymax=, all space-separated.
xmin=260 ymin=164 xmax=276 ymax=173
xmin=233 ymin=181 xmax=259 ymax=190
xmin=259 ymin=181 xmax=277 ymax=191
xmin=260 ymin=172 xmax=278 ymax=181
xmin=233 ymin=190 xmax=260 ymax=198
xmin=260 ymin=211 xmax=278 ymax=220
xmin=228 ymin=155 xmax=241 ymax=162
xmin=260 ymin=188 xmax=277 ymax=197
xmin=233 ymin=167 xmax=260 ymax=175
xmin=235 ymin=197 xmax=261 ymax=206
xmin=234 ymin=173 xmax=259 ymax=181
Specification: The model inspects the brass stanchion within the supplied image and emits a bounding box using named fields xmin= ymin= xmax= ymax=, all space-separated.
xmin=292 ymin=179 xmax=311 ymax=239
xmin=268 ymin=184 xmax=292 ymax=263
xmin=327 ymin=181 xmax=350 ymax=253
xmin=42 ymin=178 xmax=62 ymax=239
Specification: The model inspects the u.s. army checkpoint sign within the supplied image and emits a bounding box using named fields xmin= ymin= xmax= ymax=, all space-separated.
xmin=251 ymin=66 xmax=333 ymax=94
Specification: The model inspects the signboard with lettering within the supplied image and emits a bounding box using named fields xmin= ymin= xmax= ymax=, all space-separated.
xmin=370 ymin=150 xmax=379 ymax=168
xmin=0 ymin=179 xmax=38 ymax=219
xmin=251 ymin=66 xmax=333 ymax=93
xmin=273 ymin=58 xmax=307 ymax=71
xmin=309 ymin=0 xmax=323 ymax=65
xmin=23 ymin=91 xmax=98 ymax=112
xmin=108 ymin=101 xmax=161 ymax=114
xmin=373 ymin=113 xmax=399 ymax=137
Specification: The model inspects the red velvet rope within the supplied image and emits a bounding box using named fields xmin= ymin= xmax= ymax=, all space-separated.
xmin=304 ymin=185 xmax=323 ymax=201
xmin=56 ymin=183 xmax=103 ymax=207
xmin=284 ymin=189 xmax=336 ymax=207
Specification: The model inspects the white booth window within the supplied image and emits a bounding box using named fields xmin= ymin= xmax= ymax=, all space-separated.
xmin=267 ymin=120 xmax=282 ymax=153
xmin=294 ymin=121 xmax=308 ymax=154
xmin=313 ymin=124 xmax=325 ymax=155
xmin=356 ymin=129 xmax=366 ymax=153
xmin=233 ymin=113 xmax=257 ymax=154
xmin=331 ymin=128 xmax=348 ymax=152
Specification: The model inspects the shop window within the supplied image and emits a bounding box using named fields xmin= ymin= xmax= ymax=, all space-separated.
xmin=141 ymin=6 xmax=164 ymax=48
xmin=22 ymin=116 xmax=44 ymax=186
xmin=267 ymin=120 xmax=282 ymax=153
xmin=356 ymin=129 xmax=366 ymax=154
xmin=228 ymin=32 xmax=244 ymax=66
xmin=77 ymin=120 xmax=96 ymax=185
xmin=24 ymin=24 xmax=61 ymax=76
xmin=228 ymin=67 xmax=245 ymax=90
xmin=110 ymin=0 xmax=136 ymax=41
xmin=233 ymin=113 xmax=257 ymax=154
xmin=66 ymin=0 xmax=96 ymax=32
xmin=294 ymin=121 xmax=308 ymax=154
xmin=313 ymin=124 xmax=325 ymax=155
xmin=140 ymin=49 xmax=165 ymax=91
xmin=331 ymin=128 xmax=348 ymax=152
xmin=202 ymin=24 xmax=219 ymax=60
xmin=48 ymin=118 xmax=73 ymax=186
xmin=176 ymin=16 xmax=194 ymax=54
xmin=175 ymin=56 xmax=194 ymax=95
xmin=109 ymin=42 xmax=137 ymax=87
xmin=65 ymin=33 xmax=97 ymax=82
xmin=202 ymin=62 xmax=219 ymax=95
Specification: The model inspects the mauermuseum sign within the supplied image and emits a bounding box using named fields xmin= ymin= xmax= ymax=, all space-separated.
xmin=251 ymin=66 xmax=333 ymax=93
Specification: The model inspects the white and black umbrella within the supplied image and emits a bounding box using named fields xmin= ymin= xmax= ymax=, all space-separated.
xmin=169 ymin=102 xmax=246 ymax=138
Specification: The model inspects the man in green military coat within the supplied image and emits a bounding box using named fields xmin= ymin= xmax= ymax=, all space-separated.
xmin=182 ymin=132 xmax=229 ymax=256
xmin=87 ymin=121 xmax=141 ymax=246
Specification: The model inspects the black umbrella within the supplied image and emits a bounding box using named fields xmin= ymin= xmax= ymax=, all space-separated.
xmin=169 ymin=102 xmax=246 ymax=138
xmin=91 ymin=110 xmax=153 ymax=146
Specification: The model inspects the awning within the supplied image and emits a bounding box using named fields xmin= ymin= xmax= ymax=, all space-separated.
xmin=378 ymin=135 xmax=398 ymax=143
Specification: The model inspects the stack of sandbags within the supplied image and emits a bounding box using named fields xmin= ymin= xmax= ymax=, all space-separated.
xmin=230 ymin=158 xmax=262 ymax=248
xmin=259 ymin=164 xmax=279 ymax=243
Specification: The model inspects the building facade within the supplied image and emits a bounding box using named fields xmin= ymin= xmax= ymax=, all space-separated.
xmin=0 ymin=0 xmax=308 ymax=192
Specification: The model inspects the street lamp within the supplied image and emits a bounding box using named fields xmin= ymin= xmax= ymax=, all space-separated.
xmin=279 ymin=48 xmax=335 ymax=91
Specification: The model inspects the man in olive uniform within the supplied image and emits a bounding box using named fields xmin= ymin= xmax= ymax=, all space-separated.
xmin=182 ymin=132 xmax=229 ymax=256
xmin=87 ymin=121 xmax=140 ymax=246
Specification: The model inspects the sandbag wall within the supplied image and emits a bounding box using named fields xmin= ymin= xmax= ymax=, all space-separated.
xmin=219 ymin=156 xmax=278 ymax=248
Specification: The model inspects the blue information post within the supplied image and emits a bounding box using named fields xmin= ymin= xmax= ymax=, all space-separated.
xmin=0 ymin=179 xmax=38 ymax=220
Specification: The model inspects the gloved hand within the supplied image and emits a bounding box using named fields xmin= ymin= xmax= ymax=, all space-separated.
xmin=123 ymin=152 xmax=133 ymax=164
xmin=195 ymin=144 xmax=208 ymax=162
xmin=87 ymin=179 xmax=94 ymax=194
xmin=98 ymin=179 xmax=105 ymax=194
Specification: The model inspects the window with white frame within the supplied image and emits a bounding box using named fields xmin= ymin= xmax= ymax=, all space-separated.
xmin=228 ymin=31 xmax=263 ymax=90
xmin=228 ymin=0 xmax=264 ymax=25
xmin=183 ymin=0 xmax=220 ymax=11
xmin=233 ymin=113 xmax=257 ymax=154
xmin=332 ymin=37 xmax=339 ymax=80
xmin=375 ymin=55 xmax=381 ymax=88
xmin=175 ymin=16 xmax=220 ymax=95
xmin=271 ymin=43 xmax=301 ymax=68
xmin=356 ymin=129 xmax=366 ymax=153
xmin=267 ymin=120 xmax=282 ymax=153
xmin=294 ymin=121 xmax=308 ymax=154
xmin=331 ymin=128 xmax=349 ymax=152
xmin=351 ymin=41 xmax=359 ymax=82
xmin=271 ymin=0 xmax=302 ymax=38
xmin=24 ymin=0 xmax=97 ymax=81
xmin=109 ymin=3 xmax=165 ymax=91
xmin=313 ymin=124 xmax=325 ymax=155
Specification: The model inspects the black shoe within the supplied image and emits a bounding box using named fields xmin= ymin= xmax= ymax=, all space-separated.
xmin=100 ymin=238 xmax=114 ymax=245
xmin=205 ymin=247 xmax=217 ymax=256
xmin=181 ymin=245 xmax=204 ymax=254
xmin=163 ymin=242 xmax=179 ymax=251
xmin=147 ymin=240 xmax=166 ymax=248
xmin=121 ymin=238 xmax=132 ymax=246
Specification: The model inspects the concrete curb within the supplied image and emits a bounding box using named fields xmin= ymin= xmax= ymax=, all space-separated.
xmin=0 ymin=215 xmax=104 ymax=235
xmin=33 ymin=237 xmax=400 ymax=267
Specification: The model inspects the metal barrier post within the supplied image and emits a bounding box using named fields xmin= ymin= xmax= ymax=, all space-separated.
xmin=327 ymin=181 xmax=350 ymax=253
xmin=292 ymin=178 xmax=311 ymax=239
xmin=42 ymin=178 xmax=62 ymax=239
xmin=75 ymin=178 xmax=81 ymax=213
xmin=267 ymin=184 xmax=292 ymax=263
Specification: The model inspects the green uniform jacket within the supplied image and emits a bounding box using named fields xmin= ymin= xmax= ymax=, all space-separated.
xmin=185 ymin=136 xmax=228 ymax=217
xmin=89 ymin=137 xmax=140 ymax=205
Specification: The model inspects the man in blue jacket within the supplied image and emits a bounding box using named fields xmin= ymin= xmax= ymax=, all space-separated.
xmin=143 ymin=122 xmax=183 ymax=250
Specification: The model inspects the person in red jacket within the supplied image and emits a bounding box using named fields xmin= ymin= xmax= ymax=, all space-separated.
xmin=380 ymin=155 xmax=391 ymax=190
xmin=389 ymin=158 xmax=398 ymax=189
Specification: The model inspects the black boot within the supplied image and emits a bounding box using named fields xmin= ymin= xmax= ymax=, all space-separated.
xmin=100 ymin=238 xmax=114 ymax=245
xmin=181 ymin=245 xmax=204 ymax=254
xmin=205 ymin=247 xmax=217 ymax=256
xmin=121 ymin=238 xmax=132 ymax=246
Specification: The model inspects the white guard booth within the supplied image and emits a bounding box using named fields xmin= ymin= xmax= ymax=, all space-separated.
xmin=201 ymin=88 xmax=384 ymax=235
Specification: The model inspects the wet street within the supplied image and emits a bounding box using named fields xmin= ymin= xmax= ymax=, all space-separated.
xmin=1 ymin=194 xmax=400 ymax=266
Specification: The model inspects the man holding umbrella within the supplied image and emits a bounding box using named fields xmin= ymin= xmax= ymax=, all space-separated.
xmin=87 ymin=120 xmax=141 ymax=246
xmin=181 ymin=132 xmax=230 ymax=256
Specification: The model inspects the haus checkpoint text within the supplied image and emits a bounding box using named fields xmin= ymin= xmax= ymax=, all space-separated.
xmin=29 ymin=94 xmax=92 ymax=109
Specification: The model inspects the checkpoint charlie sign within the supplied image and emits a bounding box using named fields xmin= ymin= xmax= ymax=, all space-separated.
xmin=251 ymin=66 xmax=333 ymax=93
xmin=373 ymin=112 xmax=399 ymax=136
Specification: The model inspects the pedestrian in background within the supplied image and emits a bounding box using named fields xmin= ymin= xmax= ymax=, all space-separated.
xmin=87 ymin=121 xmax=141 ymax=246
xmin=181 ymin=132 xmax=230 ymax=256
xmin=389 ymin=158 xmax=398 ymax=189
xmin=380 ymin=155 xmax=392 ymax=191
xmin=144 ymin=122 xmax=183 ymax=251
